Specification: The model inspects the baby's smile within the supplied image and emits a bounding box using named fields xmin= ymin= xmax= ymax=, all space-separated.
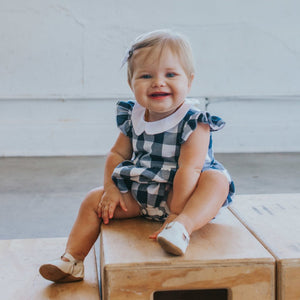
xmin=149 ymin=92 xmax=172 ymax=100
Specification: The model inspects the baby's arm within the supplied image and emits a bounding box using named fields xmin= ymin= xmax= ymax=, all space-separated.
xmin=169 ymin=123 xmax=210 ymax=214
xmin=98 ymin=132 xmax=133 ymax=224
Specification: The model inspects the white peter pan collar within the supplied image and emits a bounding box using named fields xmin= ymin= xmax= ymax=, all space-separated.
xmin=131 ymin=101 xmax=191 ymax=135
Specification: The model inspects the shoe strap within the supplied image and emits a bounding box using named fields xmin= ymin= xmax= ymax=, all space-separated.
xmin=62 ymin=252 xmax=81 ymax=263
xmin=167 ymin=221 xmax=190 ymax=242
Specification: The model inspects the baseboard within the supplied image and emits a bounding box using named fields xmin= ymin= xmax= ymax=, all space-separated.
xmin=0 ymin=97 xmax=299 ymax=156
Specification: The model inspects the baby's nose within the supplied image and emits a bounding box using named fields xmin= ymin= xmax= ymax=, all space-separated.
xmin=152 ymin=77 xmax=166 ymax=87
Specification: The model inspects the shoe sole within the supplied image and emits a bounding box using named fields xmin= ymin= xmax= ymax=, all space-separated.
xmin=157 ymin=236 xmax=184 ymax=256
xmin=39 ymin=264 xmax=83 ymax=283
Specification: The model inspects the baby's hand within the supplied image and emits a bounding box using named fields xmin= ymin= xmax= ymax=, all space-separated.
xmin=149 ymin=213 xmax=178 ymax=239
xmin=98 ymin=185 xmax=127 ymax=224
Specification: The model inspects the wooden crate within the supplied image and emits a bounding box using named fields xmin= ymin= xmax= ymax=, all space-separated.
xmin=100 ymin=209 xmax=275 ymax=300
xmin=229 ymin=194 xmax=300 ymax=300
xmin=0 ymin=237 xmax=100 ymax=300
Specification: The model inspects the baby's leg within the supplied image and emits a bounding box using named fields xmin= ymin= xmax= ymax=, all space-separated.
xmin=64 ymin=188 xmax=103 ymax=261
xmin=65 ymin=187 xmax=140 ymax=261
xmin=175 ymin=169 xmax=229 ymax=235
xmin=156 ymin=170 xmax=229 ymax=255
xmin=40 ymin=188 xmax=140 ymax=283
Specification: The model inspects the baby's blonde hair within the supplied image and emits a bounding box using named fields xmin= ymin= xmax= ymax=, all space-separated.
xmin=124 ymin=29 xmax=195 ymax=85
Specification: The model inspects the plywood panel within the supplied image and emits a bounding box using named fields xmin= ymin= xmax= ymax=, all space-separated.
xmin=0 ymin=237 xmax=100 ymax=300
xmin=100 ymin=209 xmax=275 ymax=300
xmin=229 ymin=194 xmax=300 ymax=300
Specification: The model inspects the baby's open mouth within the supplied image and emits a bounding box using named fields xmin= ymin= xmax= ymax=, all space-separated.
xmin=150 ymin=92 xmax=171 ymax=97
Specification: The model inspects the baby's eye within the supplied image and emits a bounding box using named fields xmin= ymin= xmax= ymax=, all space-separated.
xmin=166 ymin=72 xmax=176 ymax=78
xmin=141 ymin=74 xmax=152 ymax=79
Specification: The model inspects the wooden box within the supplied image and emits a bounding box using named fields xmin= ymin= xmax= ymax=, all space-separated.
xmin=229 ymin=194 xmax=300 ymax=300
xmin=0 ymin=237 xmax=100 ymax=300
xmin=100 ymin=209 xmax=275 ymax=300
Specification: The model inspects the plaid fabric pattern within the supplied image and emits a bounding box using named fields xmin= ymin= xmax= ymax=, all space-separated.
xmin=112 ymin=100 xmax=235 ymax=221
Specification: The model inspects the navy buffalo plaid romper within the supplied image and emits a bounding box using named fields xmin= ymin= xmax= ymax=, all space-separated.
xmin=112 ymin=100 xmax=235 ymax=221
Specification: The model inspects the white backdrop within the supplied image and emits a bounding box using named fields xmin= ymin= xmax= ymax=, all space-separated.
xmin=1 ymin=0 xmax=300 ymax=156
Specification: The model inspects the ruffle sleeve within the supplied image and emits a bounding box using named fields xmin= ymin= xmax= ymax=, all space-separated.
xmin=180 ymin=110 xmax=226 ymax=143
xmin=116 ymin=100 xmax=135 ymax=137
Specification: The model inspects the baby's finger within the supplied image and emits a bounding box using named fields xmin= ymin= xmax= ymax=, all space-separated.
xmin=102 ymin=206 xmax=110 ymax=224
xmin=149 ymin=215 xmax=178 ymax=239
xmin=97 ymin=200 xmax=103 ymax=218
xmin=108 ymin=202 xmax=117 ymax=219
xmin=119 ymin=197 xmax=128 ymax=212
xmin=149 ymin=228 xmax=162 ymax=240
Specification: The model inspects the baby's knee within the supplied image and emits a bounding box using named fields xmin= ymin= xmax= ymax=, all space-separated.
xmin=201 ymin=170 xmax=229 ymax=194
xmin=203 ymin=169 xmax=228 ymax=183
xmin=81 ymin=187 xmax=104 ymax=210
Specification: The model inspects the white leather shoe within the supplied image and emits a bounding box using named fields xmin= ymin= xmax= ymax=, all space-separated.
xmin=39 ymin=253 xmax=84 ymax=283
xmin=157 ymin=221 xmax=190 ymax=255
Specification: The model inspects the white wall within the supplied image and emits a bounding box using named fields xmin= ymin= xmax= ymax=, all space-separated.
xmin=1 ymin=0 xmax=300 ymax=156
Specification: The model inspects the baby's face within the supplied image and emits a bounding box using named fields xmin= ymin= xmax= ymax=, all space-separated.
xmin=129 ymin=47 xmax=194 ymax=122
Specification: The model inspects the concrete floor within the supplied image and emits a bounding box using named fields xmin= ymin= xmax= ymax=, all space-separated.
xmin=1 ymin=153 xmax=300 ymax=240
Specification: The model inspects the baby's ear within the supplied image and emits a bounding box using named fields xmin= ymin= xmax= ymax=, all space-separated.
xmin=188 ymin=73 xmax=195 ymax=88
xmin=128 ymin=79 xmax=132 ymax=89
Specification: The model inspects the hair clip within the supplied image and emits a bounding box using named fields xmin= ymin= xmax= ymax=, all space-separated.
xmin=121 ymin=48 xmax=134 ymax=67
xmin=128 ymin=49 xmax=134 ymax=59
